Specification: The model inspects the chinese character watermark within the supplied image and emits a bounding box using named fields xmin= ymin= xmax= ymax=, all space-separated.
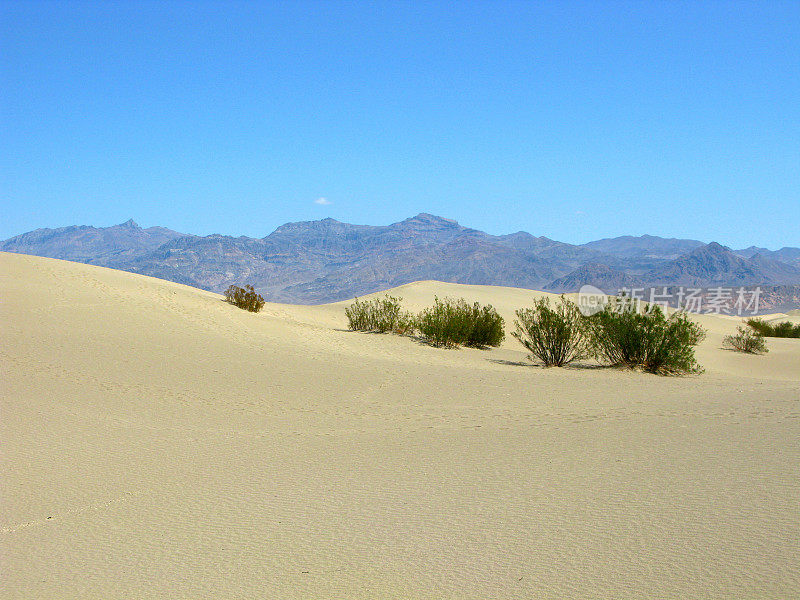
xmin=577 ymin=286 xmax=762 ymax=316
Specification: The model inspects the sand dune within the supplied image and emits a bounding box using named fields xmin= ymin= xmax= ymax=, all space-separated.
xmin=2 ymin=251 xmax=799 ymax=599
xmin=759 ymin=312 xmax=800 ymax=325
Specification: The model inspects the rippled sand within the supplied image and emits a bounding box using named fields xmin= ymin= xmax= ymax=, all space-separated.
xmin=2 ymin=251 xmax=799 ymax=598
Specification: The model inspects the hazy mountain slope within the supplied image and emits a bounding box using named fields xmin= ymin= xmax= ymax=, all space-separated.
xmin=275 ymin=233 xmax=562 ymax=303
xmin=0 ymin=219 xmax=185 ymax=266
xmin=545 ymin=263 xmax=643 ymax=293
xmin=2 ymin=215 xmax=798 ymax=304
xmin=735 ymin=246 xmax=800 ymax=266
xmin=645 ymin=242 xmax=800 ymax=287
xmin=127 ymin=234 xmax=321 ymax=294
xmin=127 ymin=214 xmax=582 ymax=301
xmin=582 ymin=234 xmax=705 ymax=260
xmin=734 ymin=246 xmax=772 ymax=259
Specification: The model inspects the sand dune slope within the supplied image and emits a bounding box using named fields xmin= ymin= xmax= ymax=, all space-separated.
xmin=2 ymin=252 xmax=799 ymax=599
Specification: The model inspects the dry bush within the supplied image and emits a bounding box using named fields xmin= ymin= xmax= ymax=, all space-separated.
xmin=513 ymin=296 xmax=593 ymax=366
xmin=723 ymin=326 xmax=768 ymax=354
xmin=345 ymin=295 xmax=414 ymax=334
xmin=224 ymin=284 xmax=265 ymax=313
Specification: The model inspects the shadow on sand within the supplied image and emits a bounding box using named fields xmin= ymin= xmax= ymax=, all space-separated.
xmin=487 ymin=358 xmax=613 ymax=371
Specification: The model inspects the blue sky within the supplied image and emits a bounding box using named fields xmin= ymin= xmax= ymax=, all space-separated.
xmin=2 ymin=1 xmax=798 ymax=248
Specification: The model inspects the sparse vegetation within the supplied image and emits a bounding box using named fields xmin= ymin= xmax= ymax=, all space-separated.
xmin=224 ymin=284 xmax=265 ymax=312
xmin=512 ymin=296 xmax=593 ymax=366
xmin=746 ymin=318 xmax=800 ymax=338
xmin=340 ymin=288 xmax=714 ymax=377
xmin=345 ymin=295 xmax=414 ymax=334
xmin=587 ymin=296 xmax=706 ymax=374
xmin=723 ymin=326 xmax=768 ymax=354
xmin=415 ymin=297 xmax=504 ymax=348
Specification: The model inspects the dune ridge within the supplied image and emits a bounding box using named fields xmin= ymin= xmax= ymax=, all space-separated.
xmin=2 ymin=251 xmax=799 ymax=599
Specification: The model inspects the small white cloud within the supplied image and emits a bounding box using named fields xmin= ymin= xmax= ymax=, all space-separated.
xmin=314 ymin=197 xmax=332 ymax=205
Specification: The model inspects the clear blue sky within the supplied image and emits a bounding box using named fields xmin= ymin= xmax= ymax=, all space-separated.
xmin=2 ymin=1 xmax=798 ymax=248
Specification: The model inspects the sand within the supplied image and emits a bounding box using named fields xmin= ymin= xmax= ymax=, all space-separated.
xmin=2 ymin=251 xmax=799 ymax=599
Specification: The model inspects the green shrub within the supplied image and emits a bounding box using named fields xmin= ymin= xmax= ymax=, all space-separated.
xmin=416 ymin=297 xmax=504 ymax=348
xmin=723 ymin=326 xmax=768 ymax=354
xmin=224 ymin=284 xmax=265 ymax=313
xmin=746 ymin=318 xmax=800 ymax=338
xmin=512 ymin=296 xmax=593 ymax=366
xmin=345 ymin=295 xmax=414 ymax=334
xmin=415 ymin=297 xmax=469 ymax=347
xmin=587 ymin=296 xmax=706 ymax=374
xmin=468 ymin=302 xmax=506 ymax=348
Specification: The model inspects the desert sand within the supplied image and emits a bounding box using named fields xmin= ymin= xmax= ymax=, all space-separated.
xmin=2 ymin=251 xmax=799 ymax=599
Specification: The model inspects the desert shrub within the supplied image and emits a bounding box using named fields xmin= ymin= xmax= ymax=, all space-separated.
xmin=224 ymin=284 xmax=265 ymax=313
xmin=415 ymin=297 xmax=470 ymax=347
xmin=746 ymin=318 xmax=800 ymax=338
xmin=467 ymin=302 xmax=506 ymax=347
xmin=345 ymin=297 xmax=372 ymax=331
xmin=773 ymin=321 xmax=800 ymax=337
xmin=345 ymin=295 xmax=414 ymax=334
xmin=512 ymin=296 xmax=593 ymax=366
xmin=587 ymin=296 xmax=706 ymax=374
xmin=416 ymin=297 xmax=504 ymax=348
xmin=723 ymin=326 xmax=768 ymax=354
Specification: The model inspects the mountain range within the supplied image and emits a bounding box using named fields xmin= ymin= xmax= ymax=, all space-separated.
xmin=3 ymin=214 xmax=799 ymax=308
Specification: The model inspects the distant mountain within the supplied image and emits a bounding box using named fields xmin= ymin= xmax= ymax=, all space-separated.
xmin=645 ymin=242 xmax=800 ymax=287
xmin=273 ymin=225 xmax=563 ymax=303
xmin=546 ymin=263 xmax=643 ymax=293
xmin=735 ymin=246 xmax=800 ymax=267
xmin=1 ymin=219 xmax=184 ymax=266
xmin=2 ymin=215 xmax=799 ymax=306
xmin=733 ymin=246 xmax=771 ymax=259
xmin=773 ymin=248 xmax=800 ymax=267
xmin=581 ymin=234 xmax=705 ymax=260
xmin=126 ymin=214 xmax=581 ymax=302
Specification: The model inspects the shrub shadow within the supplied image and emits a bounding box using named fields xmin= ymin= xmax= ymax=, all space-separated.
xmin=488 ymin=358 xmax=614 ymax=371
